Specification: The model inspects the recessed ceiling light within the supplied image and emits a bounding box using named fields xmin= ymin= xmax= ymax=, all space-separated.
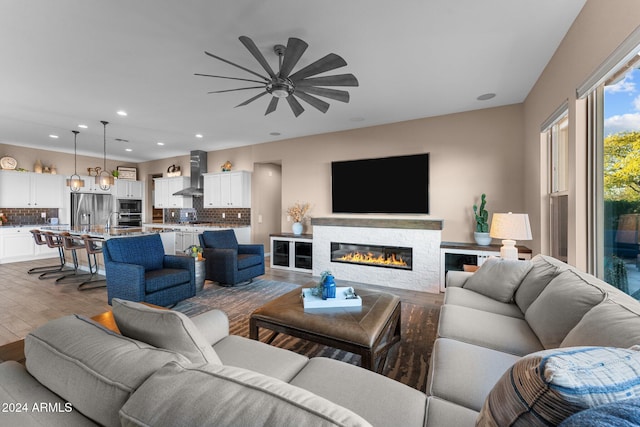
xmin=195 ymin=134 xmax=203 ymax=138
xmin=157 ymin=142 xmax=165 ymax=146
xmin=78 ymin=124 xmax=88 ymax=129
xmin=117 ymin=110 xmax=128 ymax=116
xmin=125 ymin=148 xmax=133 ymax=152
xmin=477 ymin=93 xmax=496 ymax=101
xmin=49 ymin=134 xmax=59 ymax=139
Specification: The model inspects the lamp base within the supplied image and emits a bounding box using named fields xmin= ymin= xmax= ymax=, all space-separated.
xmin=500 ymin=239 xmax=519 ymax=260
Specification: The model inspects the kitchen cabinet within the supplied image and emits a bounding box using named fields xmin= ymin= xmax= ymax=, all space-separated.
xmin=0 ymin=171 xmax=65 ymax=208
xmin=154 ymin=177 xmax=192 ymax=209
xmin=203 ymin=171 xmax=251 ymax=208
xmin=0 ymin=227 xmax=58 ymax=264
xmin=175 ymin=230 xmax=200 ymax=254
xmin=115 ymin=180 xmax=143 ymax=199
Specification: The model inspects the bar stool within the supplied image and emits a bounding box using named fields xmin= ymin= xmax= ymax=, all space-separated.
xmin=77 ymin=234 xmax=107 ymax=291
xmin=55 ymin=232 xmax=91 ymax=284
xmin=40 ymin=231 xmax=76 ymax=280
xmin=28 ymin=230 xmax=66 ymax=278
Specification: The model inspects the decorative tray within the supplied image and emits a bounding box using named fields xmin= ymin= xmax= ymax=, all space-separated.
xmin=302 ymin=287 xmax=362 ymax=309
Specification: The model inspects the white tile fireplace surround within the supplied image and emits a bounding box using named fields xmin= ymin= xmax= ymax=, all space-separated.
xmin=311 ymin=217 xmax=444 ymax=293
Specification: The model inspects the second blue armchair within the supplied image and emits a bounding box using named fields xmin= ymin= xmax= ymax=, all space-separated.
xmin=199 ymin=230 xmax=265 ymax=286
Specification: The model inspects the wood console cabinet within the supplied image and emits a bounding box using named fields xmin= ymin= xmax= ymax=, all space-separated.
xmin=440 ymin=242 xmax=532 ymax=292
xmin=270 ymin=233 xmax=312 ymax=273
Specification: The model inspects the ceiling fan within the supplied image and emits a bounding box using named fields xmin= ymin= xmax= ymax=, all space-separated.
xmin=196 ymin=36 xmax=359 ymax=117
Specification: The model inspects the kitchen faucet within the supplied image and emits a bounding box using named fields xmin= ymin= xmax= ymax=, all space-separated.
xmin=105 ymin=212 xmax=119 ymax=230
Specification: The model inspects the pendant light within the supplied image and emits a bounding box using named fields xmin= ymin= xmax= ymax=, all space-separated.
xmin=96 ymin=120 xmax=114 ymax=190
xmin=66 ymin=130 xmax=85 ymax=192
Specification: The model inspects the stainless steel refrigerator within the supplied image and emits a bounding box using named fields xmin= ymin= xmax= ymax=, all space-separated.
xmin=71 ymin=193 xmax=114 ymax=227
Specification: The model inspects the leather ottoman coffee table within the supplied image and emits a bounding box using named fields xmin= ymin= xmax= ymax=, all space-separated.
xmin=250 ymin=284 xmax=401 ymax=373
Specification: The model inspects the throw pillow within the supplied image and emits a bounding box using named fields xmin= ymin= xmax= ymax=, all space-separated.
xmin=477 ymin=346 xmax=640 ymax=426
xmin=558 ymin=397 xmax=640 ymax=426
xmin=112 ymin=298 xmax=222 ymax=365
xmin=462 ymin=257 xmax=533 ymax=303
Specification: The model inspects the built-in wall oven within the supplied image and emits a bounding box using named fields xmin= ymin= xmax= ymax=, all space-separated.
xmin=116 ymin=199 xmax=142 ymax=227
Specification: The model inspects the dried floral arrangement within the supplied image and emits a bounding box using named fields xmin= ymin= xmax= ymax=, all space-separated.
xmin=286 ymin=202 xmax=310 ymax=223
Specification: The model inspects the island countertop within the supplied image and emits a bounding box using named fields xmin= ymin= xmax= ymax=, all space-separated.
xmin=39 ymin=225 xmax=172 ymax=239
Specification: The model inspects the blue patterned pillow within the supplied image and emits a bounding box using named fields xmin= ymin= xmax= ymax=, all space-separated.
xmin=559 ymin=397 xmax=640 ymax=426
xmin=477 ymin=346 xmax=640 ymax=426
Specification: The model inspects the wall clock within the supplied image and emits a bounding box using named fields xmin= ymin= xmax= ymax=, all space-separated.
xmin=0 ymin=156 xmax=17 ymax=170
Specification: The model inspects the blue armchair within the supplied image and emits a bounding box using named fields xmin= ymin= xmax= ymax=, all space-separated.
xmin=103 ymin=234 xmax=195 ymax=306
xmin=199 ymin=230 xmax=264 ymax=286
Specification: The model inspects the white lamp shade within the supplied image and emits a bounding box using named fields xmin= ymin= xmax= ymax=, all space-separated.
xmin=489 ymin=213 xmax=532 ymax=240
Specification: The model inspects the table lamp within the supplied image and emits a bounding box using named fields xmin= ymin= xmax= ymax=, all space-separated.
xmin=489 ymin=212 xmax=532 ymax=260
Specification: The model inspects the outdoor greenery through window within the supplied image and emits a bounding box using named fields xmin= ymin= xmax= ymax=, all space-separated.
xmin=603 ymin=55 xmax=640 ymax=297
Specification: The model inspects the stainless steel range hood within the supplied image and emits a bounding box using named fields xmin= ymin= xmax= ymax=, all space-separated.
xmin=172 ymin=150 xmax=207 ymax=197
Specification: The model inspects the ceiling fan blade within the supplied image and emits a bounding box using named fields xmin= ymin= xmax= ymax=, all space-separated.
xmin=235 ymin=91 xmax=269 ymax=107
xmin=296 ymin=73 xmax=359 ymax=87
xmin=289 ymin=53 xmax=347 ymax=82
xmin=208 ymin=86 xmax=265 ymax=94
xmin=204 ymin=51 xmax=269 ymax=82
xmin=286 ymin=96 xmax=305 ymax=117
xmin=265 ymin=97 xmax=279 ymax=115
xmin=194 ymin=73 xmax=266 ymax=85
xmin=279 ymin=37 xmax=308 ymax=78
xmin=239 ymin=36 xmax=277 ymax=79
xmin=293 ymin=90 xmax=330 ymax=114
xmin=297 ymin=86 xmax=350 ymax=103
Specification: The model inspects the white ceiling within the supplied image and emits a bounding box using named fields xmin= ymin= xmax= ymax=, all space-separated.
xmin=0 ymin=0 xmax=586 ymax=162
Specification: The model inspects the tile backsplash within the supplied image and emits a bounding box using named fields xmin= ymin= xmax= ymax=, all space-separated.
xmin=0 ymin=208 xmax=60 ymax=226
xmin=164 ymin=197 xmax=250 ymax=227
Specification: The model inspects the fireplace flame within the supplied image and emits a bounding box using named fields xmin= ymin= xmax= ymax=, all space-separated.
xmin=338 ymin=251 xmax=408 ymax=267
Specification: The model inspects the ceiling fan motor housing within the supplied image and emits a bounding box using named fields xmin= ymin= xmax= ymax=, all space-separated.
xmin=267 ymin=79 xmax=294 ymax=98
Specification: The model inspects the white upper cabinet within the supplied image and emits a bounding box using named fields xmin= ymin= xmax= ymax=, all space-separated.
xmin=154 ymin=177 xmax=192 ymax=209
xmin=0 ymin=171 xmax=65 ymax=208
xmin=203 ymin=171 xmax=251 ymax=208
xmin=77 ymin=175 xmax=113 ymax=194
xmin=115 ymin=180 xmax=144 ymax=199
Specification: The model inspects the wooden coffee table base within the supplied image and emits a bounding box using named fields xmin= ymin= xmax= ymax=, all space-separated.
xmin=250 ymin=285 xmax=401 ymax=373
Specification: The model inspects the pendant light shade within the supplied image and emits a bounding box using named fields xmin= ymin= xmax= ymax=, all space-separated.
xmin=96 ymin=120 xmax=114 ymax=190
xmin=66 ymin=130 xmax=85 ymax=192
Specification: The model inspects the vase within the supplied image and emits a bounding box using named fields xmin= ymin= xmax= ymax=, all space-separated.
xmin=322 ymin=274 xmax=336 ymax=300
xmin=292 ymin=222 xmax=303 ymax=235
xmin=34 ymin=159 xmax=42 ymax=174
xmin=474 ymin=232 xmax=492 ymax=246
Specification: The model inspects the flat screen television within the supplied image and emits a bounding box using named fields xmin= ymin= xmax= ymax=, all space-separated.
xmin=331 ymin=153 xmax=429 ymax=214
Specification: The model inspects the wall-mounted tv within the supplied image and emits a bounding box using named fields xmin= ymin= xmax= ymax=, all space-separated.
xmin=331 ymin=153 xmax=429 ymax=214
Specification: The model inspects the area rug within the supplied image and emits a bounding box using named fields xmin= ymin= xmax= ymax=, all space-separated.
xmin=173 ymin=279 xmax=440 ymax=391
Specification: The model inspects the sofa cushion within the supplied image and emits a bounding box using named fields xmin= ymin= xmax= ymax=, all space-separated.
xmin=144 ymin=268 xmax=191 ymax=293
xmin=514 ymin=254 xmax=568 ymax=312
xmin=424 ymin=397 xmax=479 ymax=427
xmin=24 ymin=314 xmax=189 ymax=427
xmin=444 ymin=287 xmax=524 ymax=318
xmin=0 ymin=361 xmax=97 ymax=427
xmin=477 ymin=346 xmax=640 ymax=426
xmin=290 ymin=357 xmax=426 ymax=427
xmin=119 ymin=360 xmax=372 ymax=427
xmin=525 ymin=269 xmax=606 ymax=349
xmin=462 ymin=257 xmax=533 ymax=303
xmin=561 ymin=297 xmax=640 ymax=348
xmin=559 ymin=397 xmax=640 ymax=426
xmin=426 ymin=338 xmax=521 ymax=411
xmin=213 ymin=335 xmax=308 ymax=382
xmin=112 ymin=298 xmax=222 ymax=365
xmin=106 ymin=234 xmax=164 ymax=271
xmin=437 ymin=304 xmax=543 ymax=355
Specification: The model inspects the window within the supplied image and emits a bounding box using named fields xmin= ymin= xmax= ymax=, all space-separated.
xmin=545 ymin=114 xmax=569 ymax=262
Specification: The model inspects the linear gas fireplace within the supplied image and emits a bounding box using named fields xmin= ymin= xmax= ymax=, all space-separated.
xmin=331 ymin=242 xmax=412 ymax=270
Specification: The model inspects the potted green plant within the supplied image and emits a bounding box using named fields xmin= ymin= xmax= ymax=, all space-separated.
xmin=473 ymin=193 xmax=492 ymax=246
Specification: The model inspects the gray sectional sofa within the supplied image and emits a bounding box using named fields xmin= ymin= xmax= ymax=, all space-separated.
xmin=426 ymin=254 xmax=640 ymax=426
xmin=0 ymin=298 xmax=426 ymax=427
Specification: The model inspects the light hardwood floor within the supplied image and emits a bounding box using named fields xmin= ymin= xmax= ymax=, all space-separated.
xmin=0 ymin=257 xmax=443 ymax=347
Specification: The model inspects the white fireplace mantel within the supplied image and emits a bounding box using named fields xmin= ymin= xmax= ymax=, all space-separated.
xmin=311 ymin=217 xmax=443 ymax=293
